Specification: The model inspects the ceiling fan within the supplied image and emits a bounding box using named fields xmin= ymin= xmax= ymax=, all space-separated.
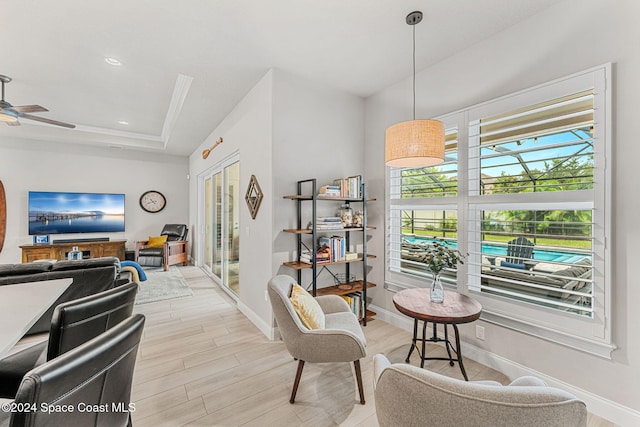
xmin=0 ymin=75 xmax=75 ymax=129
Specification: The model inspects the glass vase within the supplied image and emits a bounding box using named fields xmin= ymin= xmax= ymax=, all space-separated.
xmin=338 ymin=204 xmax=353 ymax=227
xmin=430 ymin=272 xmax=444 ymax=303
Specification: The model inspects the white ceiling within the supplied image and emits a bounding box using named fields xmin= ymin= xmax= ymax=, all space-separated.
xmin=0 ymin=0 xmax=561 ymax=156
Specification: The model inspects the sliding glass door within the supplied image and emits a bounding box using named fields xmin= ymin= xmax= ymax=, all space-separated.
xmin=204 ymin=176 xmax=213 ymax=270
xmin=223 ymin=162 xmax=240 ymax=294
xmin=201 ymin=156 xmax=240 ymax=296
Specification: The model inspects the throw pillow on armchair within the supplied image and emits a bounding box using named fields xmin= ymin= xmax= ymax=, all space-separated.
xmin=147 ymin=235 xmax=168 ymax=248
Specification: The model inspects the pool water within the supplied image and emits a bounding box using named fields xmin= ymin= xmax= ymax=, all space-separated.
xmin=403 ymin=237 xmax=588 ymax=264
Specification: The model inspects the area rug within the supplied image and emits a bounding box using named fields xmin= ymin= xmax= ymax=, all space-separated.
xmin=134 ymin=266 xmax=193 ymax=304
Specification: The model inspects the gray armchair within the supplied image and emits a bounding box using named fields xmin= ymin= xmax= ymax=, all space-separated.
xmin=373 ymin=354 xmax=587 ymax=427
xmin=268 ymin=275 xmax=367 ymax=404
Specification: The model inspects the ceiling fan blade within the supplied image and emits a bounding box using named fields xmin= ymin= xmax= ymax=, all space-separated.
xmin=19 ymin=113 xmax=75 ymax=129
xmin=12 ymin=105 xmax=48 ymax=113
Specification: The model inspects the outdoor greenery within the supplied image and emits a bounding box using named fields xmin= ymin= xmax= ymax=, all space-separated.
xmin=400 ymin=147 xmax=594 ymax=250
xmin=400 ymin=167 xmax=457 ymax=198
xmin=490 ymin=156 xmax=594 ymax=194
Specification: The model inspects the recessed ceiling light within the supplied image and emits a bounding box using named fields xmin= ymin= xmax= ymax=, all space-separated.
xmin=104 ymin=57 xmax=122 ymax=66
xmin=118 ymin=121 xmax=129 ymax=125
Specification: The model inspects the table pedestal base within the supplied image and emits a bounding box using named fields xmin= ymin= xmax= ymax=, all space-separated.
xmin=405 ymin=318 xmax=469 ymax=381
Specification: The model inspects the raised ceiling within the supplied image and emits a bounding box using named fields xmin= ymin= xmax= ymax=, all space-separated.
xmin=0 ymin=0 xmax=562 ymax=156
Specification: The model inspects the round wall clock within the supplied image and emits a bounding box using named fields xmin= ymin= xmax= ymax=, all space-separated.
xmin=139 ymin=190 xmax=166 ymax=213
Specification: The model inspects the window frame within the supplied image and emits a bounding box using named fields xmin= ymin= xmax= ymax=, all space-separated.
xmin=385 ymin=64 xmax=613 ymax=358
xmin=386 ymin=111 xmax=465 ymax=291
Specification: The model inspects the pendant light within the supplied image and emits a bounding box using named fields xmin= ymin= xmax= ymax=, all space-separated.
xmin=385 ymin=11 xmax=445 ymax=168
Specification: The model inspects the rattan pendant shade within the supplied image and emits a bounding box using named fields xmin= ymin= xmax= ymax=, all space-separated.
xmin=385 ymin=119 xmax=444 ymax=167
xmin=385 ymin=11 xmax=445 ymax=169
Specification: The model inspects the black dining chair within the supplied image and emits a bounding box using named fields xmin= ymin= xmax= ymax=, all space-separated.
xmin=0 ymin=314 xmax=145 ymax=427
xmin=0 ymin=281 xmax=138 ymax=398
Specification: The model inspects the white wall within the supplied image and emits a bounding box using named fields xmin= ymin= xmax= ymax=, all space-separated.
xmin=0 ymin=137 xmax=189 ymax=264
xmin=272 ymin=68 xmax=366 ymax=290
xmin=189 ymin=69 xmax=274 ymax=335
xmin=189 ymin=68 xmax=365 ymax=336
xmin=364 ymin=0 xmax=640 ymax=422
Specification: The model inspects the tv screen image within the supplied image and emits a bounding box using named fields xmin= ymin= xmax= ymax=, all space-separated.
xmin=29 ymin=191 xmax=125 ymax=235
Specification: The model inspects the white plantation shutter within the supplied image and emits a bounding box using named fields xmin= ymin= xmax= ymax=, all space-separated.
xmin=465 ymin=88 xmax=596 ymax=317
xmin=387 ymin=120 xmax=461 ymax=288
xmin=388 ymin=206 xmax=459 ymax=282
xmin=479 ymin=91 xmax=594 ymax=146
xmin=386 ymin=65 xmax=613 ymax=356
xmin=466 ymin=205 xmax=594 ymax=316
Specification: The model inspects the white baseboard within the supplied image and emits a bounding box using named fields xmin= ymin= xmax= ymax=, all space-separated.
xmin=237 ymin=300 xmax=277 ymax=341
xmin=372 ymin=303 xmax=415 ymax=331
xmin=369 ymin=303 xmax=640 ymax=427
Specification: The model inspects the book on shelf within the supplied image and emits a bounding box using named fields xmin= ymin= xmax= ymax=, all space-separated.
xmin=315 ymin=224 xmax=344 ymax=230
xmin=316 ymin=245 xmax=331 ymax=263
xmin=300 ymin=250 xmax=313 ymax=263
xmin=332 ymin=175 xmax=363 ymax=199
xmin=318 ymin=236 xmax=345 ymax=262
xmin=341 ymin=291 xmax=365 ymax=318
xmin=317 ymin=216 xmax=341 ymax=222
xmin=300 ymin=248 xmax=331 ymax=264
xmin=309 ymin=216 xmax=344 ymax=230
xmin=318 ymin=185 xmax=341 ymax=197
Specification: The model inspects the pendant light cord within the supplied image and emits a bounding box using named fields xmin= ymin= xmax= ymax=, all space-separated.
xmin=412 ymin=22 xmax=416 ymax=121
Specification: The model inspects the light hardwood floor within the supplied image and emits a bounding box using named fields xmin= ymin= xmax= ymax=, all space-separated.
xmin=130 ymin=266 xmax=613 ymax=427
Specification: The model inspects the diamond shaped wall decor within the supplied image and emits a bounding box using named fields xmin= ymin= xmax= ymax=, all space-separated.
xmin=245 ymin=174 xmax=263 ymax=220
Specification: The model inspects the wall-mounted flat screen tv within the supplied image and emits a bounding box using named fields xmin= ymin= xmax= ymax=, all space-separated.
xmin=29 ymin=191 xmax=125 ymax=235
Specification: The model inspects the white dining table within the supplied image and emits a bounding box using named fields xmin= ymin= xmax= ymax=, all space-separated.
xmin=0 ymin=278 xmax=73 ymax=358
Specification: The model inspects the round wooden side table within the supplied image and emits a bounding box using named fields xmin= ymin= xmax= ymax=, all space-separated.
xmin=393 ymin=288 xmax=482 ymax=380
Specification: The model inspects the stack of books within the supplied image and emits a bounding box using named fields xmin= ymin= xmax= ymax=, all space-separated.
xmin=313 ymin=217 xmax=344 ymax=230
xmin=341 ymin=291 xmax=365 ymax=319
xmin=332 ymin=175 xmax=363 ymax=199
xmin=300 ymin=236 xmax=346 ymax=264
xmin=318 ymin=236 xmax=346 ymax=262
xmin=318 ymin=185 xmax=341 ymax=197
xmin=300 ymin=246 xmax=331 ymax=264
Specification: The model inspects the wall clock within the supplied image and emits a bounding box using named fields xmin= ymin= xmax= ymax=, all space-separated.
xmin=139 ymin=190 xmax=166 ymax=213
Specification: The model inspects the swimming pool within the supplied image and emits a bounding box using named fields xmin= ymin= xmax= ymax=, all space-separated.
xmin=403 ymin=237 xmax=589 ymax=264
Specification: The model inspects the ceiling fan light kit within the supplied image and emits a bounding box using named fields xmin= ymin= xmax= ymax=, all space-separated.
xmin=384 ymin=11 xmax=445 ymax=168
xmin=0 ymin=113 xmax=18 ymax=124
xmin=0 ymin=74 xmax=76 ymax=129
xmin=0 ymin=76 xmax=17 ymax=123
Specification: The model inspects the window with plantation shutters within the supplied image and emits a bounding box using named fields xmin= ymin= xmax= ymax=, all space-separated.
xmin=386 ymin=65 xmax=613 ymax=357
xmin=387 ymin=120 xmax=461 ymax=287
xmin=467 ymin=90 xmax=595 ymax=317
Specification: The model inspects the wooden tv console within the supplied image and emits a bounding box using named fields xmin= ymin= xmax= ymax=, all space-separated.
xmin=20 ymin=239 xmax=126 ymax=263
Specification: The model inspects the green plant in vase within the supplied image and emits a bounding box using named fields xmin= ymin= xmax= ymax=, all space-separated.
xmin=419 ymin=238 xmax=465 ymax=303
